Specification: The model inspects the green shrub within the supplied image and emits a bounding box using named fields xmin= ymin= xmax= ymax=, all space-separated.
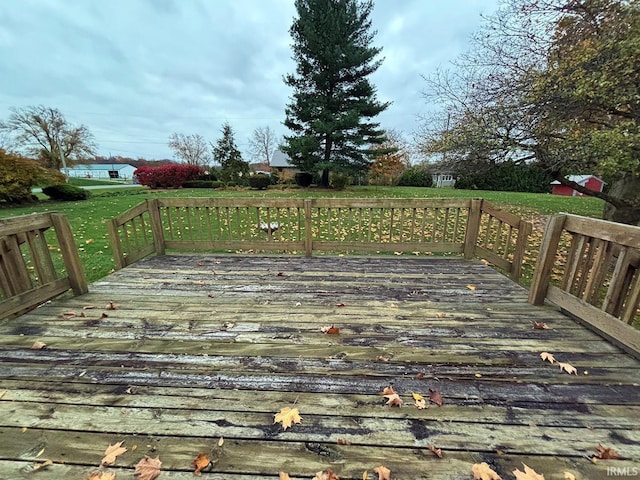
xmin=397 ymin=165 xmax=433 ymax=187
xmin=330 ymin=173 xmax=350 ymax=190
xmin=42 ymin=184 xmax=90 ymax=201
xmin=248 ymin=174 xmax=271 ymax=190
xmin=454 ymin=161 xmax=551 ymax=193
xmin=295 ymin=172 xmax=313 ymax=187
xmin=182 ymin=180 xmax=223 ymax=188
xmin=0 ymin=149 xmax=65 ymax=203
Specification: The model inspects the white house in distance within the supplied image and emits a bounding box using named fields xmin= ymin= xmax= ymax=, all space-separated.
xmin=432 ymin=172 xmax=456 ymax=188
xmin=65 ymin=164 xmax=137 ymax=181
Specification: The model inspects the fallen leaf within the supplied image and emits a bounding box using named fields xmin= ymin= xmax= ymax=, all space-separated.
xmin=133 ymin=455 xmax=161 ymax=480
xmin=31 ymin=341 xmax=46 ymax=350
xmin=472 ymin=462 xmax=502 ymax=480
xmin=0 ymin=390 xmax=6 ymax=399
xmin=83 ymin=305 xmax=96 ymax=309
xmin=429 ymin=389 xmax=443 ymax=406
xmin=373 ymin=465 xmax=391 ymax=480
xmin=86 ymin=472 xmax=116 ymax=480
xmin=274 ymin=406 xmax=302 ymax=430
xmin=321 ymin=325 xmax=340 ymax=334
xmin=192 ymin=453 xmax=210 ymax=476
xmin=540 ymin=352 xmax=555 ymax=364
xmin=376 ymin=355 xmax=390 ymax=362
xmin=427 ymin=444 xmax=443 ymax=458
xmin=381 ymin=386 xmax=403 ymax=407
xmin=558 ymin=362 xmax=577 ymax=375
xmin=595 ymin=444 xmax=622 ymax=459
xmin=513 ymin=463 xmax=544 ymax=480
xmin=101 ymin=313 xmax=109 ymax=319
xmin=80 ymin=311 xmax=86 ymax=317
xmin=467 ymin=284 xmax=476 ymax=291
xmin=279 ymin=473 xmax=291 ymax=480
xmin=32 ymin=459 xmax=52 ymax=471
xmin=335 ymin=303 xmax=346 ymax=307
xmin=337 ymin=438 xmax=350 ymax=445
xmin=101 ymin=441 xmax=127 ymax=466
xmin=412 ymin=392 xmax=427 ymax=409
xmin=313 ymin=468 xmax=340 ymax=480
xmin=363 ymin=472 xmax=368 ymax=480
xmin=106 ymin=301 xmax=118 ymax=310
xmin=62 ymin=311 xmax=76 ymax=318
xmin=36 ymin=448 xmax=45 ymax=457
xmin=436 ymin=312 xmax=447 ymax=318
xmin=276 ymin=272 xmax=285 ymax=277
xmin=217 ymin=436 xmax=224 ymax=446
xmin=532 ymin=321 xmax=550 ymax=330
xmin=414 ymin=373 xmax=425 ymax=379
xmin=564 ymin=473 xmax=576 ymax=480
xmin=222 ymin=322 xmax=235 ymax=330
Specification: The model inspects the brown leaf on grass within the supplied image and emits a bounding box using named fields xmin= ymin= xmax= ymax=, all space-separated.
xmin=192 ymin=453 xmax=211 ymax=476
xmin=595 ymin=444 xmax=622 ymax=459
xmin=133 ymin=456 xmax=161 ymax=480
xmin=381 ymin=386 xmax=403 ymax=407
xmin=106 ymin=301 xmax=118 ymax=310
xmin=31 ymin=341 xmax=47 ymax=350
xmin=86 ymin=472 xmax=116 ymax=480
xmin=101 ymin=441 xmax=127 ymax=466
xmin=472 ymin=462 xmax=502 ymax=480
xmin=540 ymin=352 xmax=555 ymax=364
xmin=532 ymin=321 xmax=550 ymax=330
xmin=273 ymin=406 xmax=302 ymax=430
xmin=373 ymin=465 xmax=391 ymax=480
xmin=313 ymin=468 xmax=340 ymax=480
xmin=412 ymin=392 xmax=427 ymax=409
xmin=558 ymin=362 xmax=577 ymax=375
xmin=321 ymin=325 xmax=340 ymax=334
xmin=427 ymin=444 xmax=442 ymax=458
xmin=428 ymin=389 xmax=443 ymax=406
xmin=513 ymin=463 xmax=544 ymax=480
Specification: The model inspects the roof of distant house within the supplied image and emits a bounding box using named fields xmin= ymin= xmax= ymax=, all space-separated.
xmin=270 ymin=149 xmax=293 ymax=168
xmin=68 ymin=164 xmax=135 ymax=171
xmin=550 ymin=174 xmax=605 ymax=185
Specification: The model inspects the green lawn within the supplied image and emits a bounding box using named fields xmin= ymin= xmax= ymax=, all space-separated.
xmin=0 ymin=185 xmax=605 ymax=283
xmin=67 ymin=177 xmax=130 ymax=187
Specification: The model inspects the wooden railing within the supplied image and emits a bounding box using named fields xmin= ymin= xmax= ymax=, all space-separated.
xmin=529 ymin=214 xmax=640 ymax=357
xmin=109 ymin=198 xmax=531 ymax=282
xmin=0 ymin=213 xmax=88 ymax=319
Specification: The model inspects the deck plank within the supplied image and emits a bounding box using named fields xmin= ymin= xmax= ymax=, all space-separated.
xmin=1 ymin=255 xmax=639 ymax=479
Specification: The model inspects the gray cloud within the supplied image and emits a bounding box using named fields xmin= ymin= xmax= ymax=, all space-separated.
xmin=0 ymin=0 xmax=500 ymax=160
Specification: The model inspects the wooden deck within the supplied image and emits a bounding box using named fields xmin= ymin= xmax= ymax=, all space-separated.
xmin=1 ymin=255 xmax=639 ymax=479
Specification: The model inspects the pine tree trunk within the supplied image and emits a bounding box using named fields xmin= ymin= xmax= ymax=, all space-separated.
xmin=321 ymin=169 xmax=330 ymax=188
xmin=602 ymin=175 xmax=640 ymax=226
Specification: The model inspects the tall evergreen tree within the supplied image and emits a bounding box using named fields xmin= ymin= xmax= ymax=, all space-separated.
xmin=212 ymin=123 xmax=249 ymax=185
xmin=283 ymin=0 xmax=390 ymax=187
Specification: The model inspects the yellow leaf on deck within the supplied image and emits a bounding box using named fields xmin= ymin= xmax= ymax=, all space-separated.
xmin=373 ymin=465 xmax=391 ymax=480
xmin=466 ymin=284 xmax=476 ymax=291
xmin=513 ymin=463 xmax=544 ymax=480
xmin=558 ymin=361 xmax=577 ymax=375
xmin=101 ymin=441 xmax=127 ymax=466
xmin=274 ymin=406 xmax=302 ymax=430
xmin=540 ymin=352 xmax=555 ymax=364
xmin=472 ymin=462 xmax=502 ymax=480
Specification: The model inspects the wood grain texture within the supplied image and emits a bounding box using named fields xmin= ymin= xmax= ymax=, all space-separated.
xmin=1 ymin=255 xmax=638 ymax=480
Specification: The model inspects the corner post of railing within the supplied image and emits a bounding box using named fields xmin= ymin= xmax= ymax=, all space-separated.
xmin=528 ymin=214 xmax=567 ymax=305
xmin=108 ymin=217 xmax=126 ymax=270
xmin=463 ymin=198 xmax=483 ymax=259
xmin=50 ymin=213 xmax=88 ymax=295
xmin=147 ymin=199 xmax=165 ymax=256
xmin=304 ymin=198 xmax=313 ymax=257
xmin=511 ymin=219 xmax=532 ymax=283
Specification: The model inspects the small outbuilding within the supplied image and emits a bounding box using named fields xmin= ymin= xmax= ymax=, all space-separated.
xmin=270 ymin=150 xmax=299 ymax=181
xmin=551 ymin=175 xmax=605 ymax=196
xmin=65 ymin=164 xmax=137 ymax=181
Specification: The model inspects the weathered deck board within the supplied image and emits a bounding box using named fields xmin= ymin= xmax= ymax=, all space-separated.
xmin=1 ymin=255 xmax=639 ymax=480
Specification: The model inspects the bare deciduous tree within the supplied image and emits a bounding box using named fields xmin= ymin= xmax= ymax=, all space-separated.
xmin=168 ymin=133 xmax=211 ymax=167
xmin=248 ymin=126 xmax=277 ymax=167
xmin=0 ymin=105 xmax=96 ymax=170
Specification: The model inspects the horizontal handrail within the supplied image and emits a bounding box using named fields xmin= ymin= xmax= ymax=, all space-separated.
xmin=109 ymin=198 xmax=531 ymax=282
xmin=0 ymin=212 xmax=88 ymax=319
xmin=529 ymin=214 xmax=640 ymax=358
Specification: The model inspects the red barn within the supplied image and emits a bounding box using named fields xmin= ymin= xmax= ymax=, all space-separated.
xmin=551 ymin=175 xmax=605 ymax=196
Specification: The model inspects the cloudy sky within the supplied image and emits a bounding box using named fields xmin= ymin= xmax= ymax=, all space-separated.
xmin=0 ymin=0 xmax=501 ymax=161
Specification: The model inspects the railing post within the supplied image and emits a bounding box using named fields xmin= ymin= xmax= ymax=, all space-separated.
xmin=304 ymin=199 xmax=313 ymax=257
xmin=51 ymin=213 xmax=88 ymax=295
xmin=147 ymin=199 xmax=165 ymax=256
xmin=463 ymin=199 xmax=483 ymax=259
xmin=108 ymin=218 xmax=126 ymax=270
xmin=510 ymin=220 xmax=532 ymax=283
xmin=528 ymin=214 xmax=567 ymax=305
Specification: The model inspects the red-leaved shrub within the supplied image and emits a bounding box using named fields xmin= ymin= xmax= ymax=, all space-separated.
xmin=134 ymin=164 xmax=204 ymax=188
